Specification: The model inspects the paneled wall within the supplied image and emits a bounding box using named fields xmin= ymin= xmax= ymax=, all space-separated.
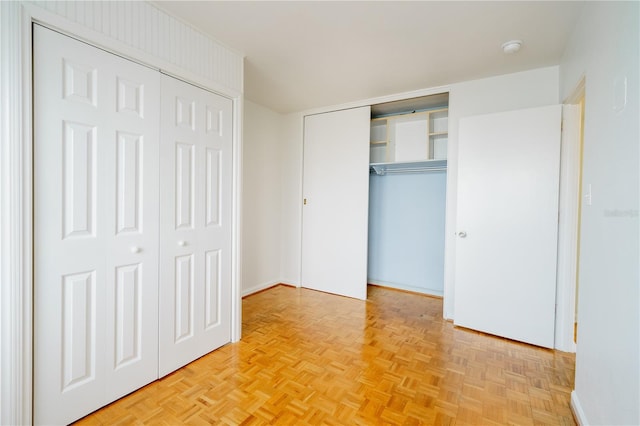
xmin=28 ymin=1 xmax=243 ymax=94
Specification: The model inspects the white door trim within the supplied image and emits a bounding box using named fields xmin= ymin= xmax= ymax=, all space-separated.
xmin=0 ymin=3 xmax=243 ymax=424
xmin=1 ymin=3 xmax=34 ymax=424
xmin=554 ymin=104 xmax=581 ymax=352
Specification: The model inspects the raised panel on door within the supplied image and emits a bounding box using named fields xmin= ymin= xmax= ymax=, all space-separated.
xmin=113 ymin=264 xmax=143 ymax=368
xmin=204 ymin=249 xmax=222 ymax=329
xmin=61 ymin=271 xmax=99 ymax=390
xmin=159 ymin=74 xmax=232 ymax=377
xmin=205 ymin=148 xmax=222 ymax=227
xmin=453 ymin=105 xmax=561 ymax=348
xmin=34 ymin=25 xmax=160 ymax=425
xmin=175 ymin=142 xmax=196 ymax=229
xmin=174 ymin=254 xmax=195 ymax=342
xmin=301 ymin=107 xmax=371 ymax=300
xmin=62 ymin=121 xmax=97 ymax=238
xmin=115 ymin=131 xmax=143 ymax=234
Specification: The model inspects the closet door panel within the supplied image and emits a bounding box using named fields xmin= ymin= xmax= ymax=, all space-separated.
xmin=301 ymin=107 xmax=371 ymax=300
xmin=159 ymin=75 xmax=233 ymax=376
xmin=34 ymin=25 xmax=160 ymax=425
xmin=104 ymin=52 xmax=160 ymax=406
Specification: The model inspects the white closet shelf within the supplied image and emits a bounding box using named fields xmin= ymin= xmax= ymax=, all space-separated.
xmin=369 ymin=159 xmax=447 ymax=175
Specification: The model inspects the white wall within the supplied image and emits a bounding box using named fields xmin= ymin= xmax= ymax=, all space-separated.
xmin=279 ymin=113 xmax=304 ymax=285
xmin=242 ymin=101 xmax=284 ymax=295
xmin=559 ymin=2 xmax=639 ymax=424
xmin=442 ymin=67 xmax=561 ymax=318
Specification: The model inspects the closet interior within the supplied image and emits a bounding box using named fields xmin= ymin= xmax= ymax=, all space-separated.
xmin=367 ymin=93 xmax=449 ymax=297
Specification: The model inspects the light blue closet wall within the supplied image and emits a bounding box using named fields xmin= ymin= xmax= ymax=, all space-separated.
xmin=367 ymin=171 xmax=447 ymax=295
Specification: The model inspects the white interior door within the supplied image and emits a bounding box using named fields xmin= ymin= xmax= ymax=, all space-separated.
xmin=454 ymin=105 xmax=561 ymax=348
xmin=159 ymin=75 xmax=233 ymax=376
xmin=34 ymin=25 xmax=160 ymax=424
xmin=301 ymin=107 xmax=371 ymax=300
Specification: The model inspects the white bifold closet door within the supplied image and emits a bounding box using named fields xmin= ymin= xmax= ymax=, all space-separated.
xmin=454 ymin=105 xmax=561 ymax=348
xmin=158 ymin=75 xmax=233 ymax=376
xmin=34 ymin=25 xmax=160 ymax=424
xmin=34 ymin=25 xmax=234 ymax=425
xmin=301 ymin=107 xmax=371 ymax=300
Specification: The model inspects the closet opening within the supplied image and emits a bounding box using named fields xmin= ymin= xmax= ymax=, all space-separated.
xmin=367 ymin=93 xmax=449 ymax=298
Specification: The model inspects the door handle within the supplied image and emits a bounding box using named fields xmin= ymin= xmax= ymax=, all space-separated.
xmin=130 ymin=246 xmax=142 ymax=253
xmin=458 ymin=231 xmax=467 ymax=238
xmin=178 ymin=240 xmax=187 ymax=247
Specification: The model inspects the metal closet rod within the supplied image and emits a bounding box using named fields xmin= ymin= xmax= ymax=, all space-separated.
xmin=370 ymin=167 xmax=447 ymax=175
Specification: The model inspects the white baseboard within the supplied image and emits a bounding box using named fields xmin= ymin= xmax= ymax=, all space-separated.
xmin=571 ymin=390 xmax=588 ymax=425
xmin=242 ymin=281 xmax=280 ymax=297
xmin=278 ymin=281 xmax=300 ymax=288
xmin=367 ymin=279 xmax=444 ymax=298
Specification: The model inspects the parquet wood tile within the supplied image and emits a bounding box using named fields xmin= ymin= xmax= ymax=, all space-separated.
xmin=74 ymin=285 xmax=576 ymax=425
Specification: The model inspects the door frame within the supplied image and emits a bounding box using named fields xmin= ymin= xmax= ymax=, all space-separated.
xmin=555 ymin=78 xmax=586 ymax=353
xmin=0 ymin=4 xmax=243 ymax=424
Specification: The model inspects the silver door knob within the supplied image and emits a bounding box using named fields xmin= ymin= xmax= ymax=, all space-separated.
xmin=458 ymin=231 xmax=467 ymax=238
xmin=130 ymin=246 xmax=141 ymax=253
xmin=178 ymin=240 xmax=187 ymax=247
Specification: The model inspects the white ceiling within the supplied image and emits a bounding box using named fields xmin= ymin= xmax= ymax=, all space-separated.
xmin=154 ymin=1 xmax=584 ymax=113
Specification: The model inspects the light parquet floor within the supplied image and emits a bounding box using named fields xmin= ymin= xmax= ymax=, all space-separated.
xmin=76 ymin=285 xmax=576 ymax=425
